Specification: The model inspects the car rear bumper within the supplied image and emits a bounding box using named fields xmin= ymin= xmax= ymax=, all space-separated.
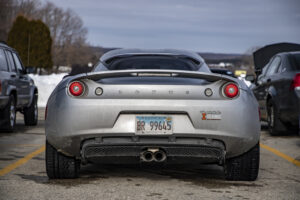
xmin=280 ymin=92 xmax=300 ymax=126
xmin=81 ymin=137 xmax=225 ymax=164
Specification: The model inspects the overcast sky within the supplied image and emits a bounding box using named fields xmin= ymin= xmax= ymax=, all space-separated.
xmin=44 ymin=0 xmax=300 ymax=53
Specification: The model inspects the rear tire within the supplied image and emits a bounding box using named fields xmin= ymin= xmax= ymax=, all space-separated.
xmin=46 ymin=141 xmax=80 ymax=179
xmin=24 ymin=94 xmax=38 ymax=126
xmin=0 ymin=95 xmax=16 ymax=132
xmin=267 ymin=101 xmax=286 ymax=136
xmin=225 ymin=143 xmax=259 ymax=181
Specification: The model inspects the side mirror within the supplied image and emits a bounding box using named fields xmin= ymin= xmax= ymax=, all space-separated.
xmin=20 ymin=68 xmax=27 ymax=74
xmin=255 ymin=68 xmax=261 ymax=75
xmin=245 ymin=75 xmax=255 ymax=82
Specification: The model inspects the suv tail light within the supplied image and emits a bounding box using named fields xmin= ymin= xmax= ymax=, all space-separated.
xmin=69 ymin=81 xmax=85 ymax=96
xmin=290 ymin=73 xmax=300 ymax=90
xmin=223 ymin=83 xmax=239 ymax=98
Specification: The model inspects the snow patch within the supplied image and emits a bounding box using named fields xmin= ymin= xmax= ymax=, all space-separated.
xmin=29 ymin=73 xmax=67 ymax=107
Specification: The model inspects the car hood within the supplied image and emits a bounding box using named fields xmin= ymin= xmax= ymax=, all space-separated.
xmin=253 ymin=42 xmax=300 ymax=74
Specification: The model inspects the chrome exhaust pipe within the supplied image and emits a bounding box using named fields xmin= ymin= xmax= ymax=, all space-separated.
xmin=140 ymin=151 xmax=154 ymax=162
xmin=153 ymin=150 xmax=166 ymax=162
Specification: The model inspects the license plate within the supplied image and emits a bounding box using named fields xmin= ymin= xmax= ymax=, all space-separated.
xmin=135 ymin=116 xmax=173 ymax=135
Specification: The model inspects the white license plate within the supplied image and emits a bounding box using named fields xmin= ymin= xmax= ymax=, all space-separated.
xmin=135 ymin=116 xmax=173 ymax=135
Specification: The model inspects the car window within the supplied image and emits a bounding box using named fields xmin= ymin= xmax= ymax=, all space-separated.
xmin=266 ymin=56 xmax=281 ymax=76
xmin=261 ymin=65 xmax=268 ymax=76
xmin=103 ymin=56 xmax=200 ymax=71
xmin=12 ymin=53 xmax=24 ymax=73
xmin=5 ymin=51 xmax=17 ymax=73
xmin=289 ymin=53 xmax=300 ymax=70
xmin=0 ymin=49 xmax=9 ymax=72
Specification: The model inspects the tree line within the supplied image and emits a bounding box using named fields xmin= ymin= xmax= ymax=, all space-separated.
xmin=0 ymin=0 xmax=98 ymax=72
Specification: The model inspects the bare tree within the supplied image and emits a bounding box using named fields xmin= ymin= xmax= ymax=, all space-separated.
xmin=36 ymin=2 xmax=90 ymax=69
xmin=2 ymin=0 xmax=94 ymax=70
xmin=13 ymin=0 xmax=40 ymax=18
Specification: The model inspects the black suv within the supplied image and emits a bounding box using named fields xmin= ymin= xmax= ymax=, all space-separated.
xmin=252 ymin=51 xmax=300 ymax=135
xmin=0 ymin=42 xmax=38 ymax=131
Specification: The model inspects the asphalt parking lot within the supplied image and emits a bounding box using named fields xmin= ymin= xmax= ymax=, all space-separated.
xmin=0 ymin=108 xmax=299 ymax=200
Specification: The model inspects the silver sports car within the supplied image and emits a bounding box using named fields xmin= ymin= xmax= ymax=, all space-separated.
xmin=45 ymin=49 xmax=260 ymax=181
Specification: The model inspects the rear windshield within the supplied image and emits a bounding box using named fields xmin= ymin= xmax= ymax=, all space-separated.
xmin=290 ymin=54 xmax=300 ymax=70
xmin=105 ymin=56 xmax=200 ymax=71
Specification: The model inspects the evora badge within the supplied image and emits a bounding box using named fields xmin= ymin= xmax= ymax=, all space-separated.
xmin=200 ymin=111 xmax=222 ymax=120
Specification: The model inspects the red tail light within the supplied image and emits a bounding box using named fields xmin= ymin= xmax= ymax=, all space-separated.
xmin=223 ymin=83 xmax=239 ymax=98
xmin=290 ymin=73 xmax=300 ymax=90
xmin=69 ymin=81 xmax=84 ymax=96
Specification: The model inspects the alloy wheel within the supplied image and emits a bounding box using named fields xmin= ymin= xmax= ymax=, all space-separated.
xmin=10 ymin=102 xmax=16 ymax=127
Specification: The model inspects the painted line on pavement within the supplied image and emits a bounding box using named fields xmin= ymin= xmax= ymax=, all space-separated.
xmin=0 ymin=145 xmax=45 ymax=176
xmin=0 ymin=144 xmax=43 ymax=147
xmin=260 ymin=143 xmax=300 ymax=167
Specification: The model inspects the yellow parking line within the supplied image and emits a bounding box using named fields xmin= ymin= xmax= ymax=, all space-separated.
xmin=260 ymin=143 xmax=300 ymax=167
xmin=1 ymin=144 xmax=43 ymax=147
xmin=0 ymin=145 xmax=45 ymax=176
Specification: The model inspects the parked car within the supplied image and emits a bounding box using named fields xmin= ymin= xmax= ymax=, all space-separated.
xmin=210 ymin=68 xmax=235 ymax=77
xmin=0 ymin=42 xmax=38 ymax=131
xmin=45 ymin=49 xmax=260 ymax=181
xmin=253 ymin=43 xmax=300 ymax=135
xmin=252 ymin=51 xmax=300 ymax=135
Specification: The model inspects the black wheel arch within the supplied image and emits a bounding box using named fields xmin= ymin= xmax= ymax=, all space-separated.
xmin=27 ymin=86 xmax=38 ymax=107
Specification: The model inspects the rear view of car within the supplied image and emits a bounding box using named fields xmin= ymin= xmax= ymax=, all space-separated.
xmin=253 ymin=51 xmax=300 ymax=135
xmin=45 ymin=49 xmax=260 ymax=181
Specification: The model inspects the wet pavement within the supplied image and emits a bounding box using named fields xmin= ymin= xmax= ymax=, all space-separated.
xmin=0 ymin=108 xmax=299 ymax=200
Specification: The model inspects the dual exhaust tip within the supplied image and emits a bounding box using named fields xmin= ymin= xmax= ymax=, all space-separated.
xmin=140 ymin=148 xmax=166 ymax=162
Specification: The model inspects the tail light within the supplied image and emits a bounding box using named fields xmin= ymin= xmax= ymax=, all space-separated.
xmin=223 ymin=83 xmax=239 ymax=98
xmin=69 ymin=81 xmax=85 ymax=96
xmin=290 ymin=73 xmax=300 ymax=90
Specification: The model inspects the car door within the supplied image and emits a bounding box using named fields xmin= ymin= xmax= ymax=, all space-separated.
xmin=264 ymin=56 xmax=282 ymax=102
xmin=253 ymin=63 xmax=270 ymax=120
xmin=12 ymin=52 xmax=31 ymax=106
xmin=4 ymin=50 xmax=19 ymax=105
xmin=0 ymin=49 xmax=11 ymax=96
xmin=253 ymin=56 xmax=281 ymax=120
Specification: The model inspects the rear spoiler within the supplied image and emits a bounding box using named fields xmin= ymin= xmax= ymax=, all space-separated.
xmin=75 ymin=69 xmax=237 ymax=83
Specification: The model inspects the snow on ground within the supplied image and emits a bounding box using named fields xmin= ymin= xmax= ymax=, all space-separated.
xmin=28 ymin=73 xmax=67 ymax=107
